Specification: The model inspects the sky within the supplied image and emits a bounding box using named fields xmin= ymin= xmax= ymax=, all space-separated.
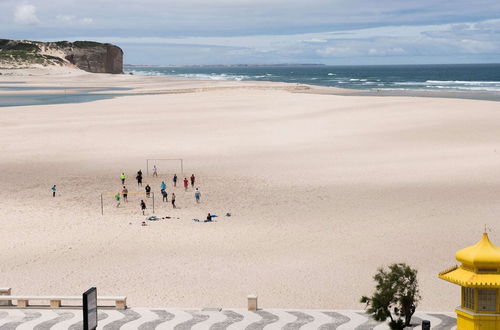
xmin=1 ymin=0 xmax=500 ymax=65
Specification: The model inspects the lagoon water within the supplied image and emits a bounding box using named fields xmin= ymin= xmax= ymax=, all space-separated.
xmin=0 ymin=87 xmax=131 ymax=107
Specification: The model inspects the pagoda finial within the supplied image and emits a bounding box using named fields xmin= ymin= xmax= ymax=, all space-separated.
xmin=485 ymin=224 xmax=492 ymax=234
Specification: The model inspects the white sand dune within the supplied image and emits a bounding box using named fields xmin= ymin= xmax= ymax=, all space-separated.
xmin=1 ymin=72 xmax=500 ymax=311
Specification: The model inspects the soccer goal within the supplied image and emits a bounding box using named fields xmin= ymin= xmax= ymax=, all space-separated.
xmin=100 ymin=191 xmax=155 ymax=215
xmin=146 ymin=158 xmax=184 ymax=176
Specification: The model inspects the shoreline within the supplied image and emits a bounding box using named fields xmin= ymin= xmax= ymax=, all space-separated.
xmin=1 ymin=68 xmax=499 ymax=106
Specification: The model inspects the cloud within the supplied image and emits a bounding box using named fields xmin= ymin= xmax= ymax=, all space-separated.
xmin=80 ymin=17 xmax=93 ymax=24
xmin=14 ymin=4 xmax=39 ymax=25
xmin=56 ymin=15 xmax=93 ymax=24
xmin=316 ymin=47 xmax=360 ymax=57
xmin=2 ymin=0 xmax=500 ymax=64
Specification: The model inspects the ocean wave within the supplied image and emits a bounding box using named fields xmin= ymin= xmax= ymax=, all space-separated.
xmin=426 ymin=80 xmax=500 ymax=85
xmin=395 ymin=80 xmax=500 ymax=86
xmin=432 ymin=86 xmax=500 ymax=92
xmin=175 ymin=73 xmax=252 ymax=81
xmin=125 ymin=70 xmax=252 ymax=81
xmin=125 ymin=69 xmax=163 ymax=76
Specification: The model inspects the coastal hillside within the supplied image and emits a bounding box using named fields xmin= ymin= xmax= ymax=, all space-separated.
xmin=0 ymin=39 xmax=123 ymax=74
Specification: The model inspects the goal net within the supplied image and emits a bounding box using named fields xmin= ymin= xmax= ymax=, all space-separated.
xmin=100 ymin=191 xmax=155 ymax=215
xmin=146 ymin=159 xmax=184 ymax=176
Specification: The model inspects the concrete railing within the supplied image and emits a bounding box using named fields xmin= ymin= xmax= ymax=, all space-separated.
xmin=247 ymin=294 xmax=257 ymax=311
xmin=0 ymin=295 xmax=127 ymax=309
xmin=0 ymin=288 xmax=11 ymax=306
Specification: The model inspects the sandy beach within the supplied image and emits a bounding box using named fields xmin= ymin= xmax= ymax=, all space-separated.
xmin=1 ymin=70 xmax=500 ymax=311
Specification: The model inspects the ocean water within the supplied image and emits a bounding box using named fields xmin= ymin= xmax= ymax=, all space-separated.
xmin=125 ymin=64 xmax=500 ymax=98
xmin=1 ymin=64 xmax=499 ymax=107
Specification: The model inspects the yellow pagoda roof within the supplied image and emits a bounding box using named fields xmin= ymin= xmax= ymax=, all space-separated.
xmin=455 ymin=233 xmax=500 ymax=268
xmin=439 ymin=265 xmax=500 ymax=287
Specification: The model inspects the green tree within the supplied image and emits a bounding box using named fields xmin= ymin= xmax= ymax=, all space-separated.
xmin=360 ymin=263 xmax=421 ymax=330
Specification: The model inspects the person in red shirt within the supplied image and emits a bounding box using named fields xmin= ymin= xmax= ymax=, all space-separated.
xmin=183 ymin=178 xmax=189 ymax=191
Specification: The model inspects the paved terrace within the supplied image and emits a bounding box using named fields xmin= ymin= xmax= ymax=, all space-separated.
xmin=0 ymin=308 xmax=456 ymax=329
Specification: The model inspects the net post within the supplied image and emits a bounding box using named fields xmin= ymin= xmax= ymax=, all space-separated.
xmin=146 ymin=160 xmax=149 ymax=176
xmin=152 ymin=192 xmax=155 ymax=213
xmin=100 ymin=194 xmax=104 ymax=216
xmin=181 ymin=159 xmax=184 ymax=174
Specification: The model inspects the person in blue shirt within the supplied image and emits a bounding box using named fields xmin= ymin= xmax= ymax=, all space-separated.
xmin=51 ymin=185 xmax=57 ymax=197
xmin=195 ymin=188 xmax=201 ymax=203
xmin=160 ymin=181 xmax=166 ymax=192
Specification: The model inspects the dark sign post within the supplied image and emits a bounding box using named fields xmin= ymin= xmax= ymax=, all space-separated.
xmin=83 ymin=287 xmax=98 ymax=330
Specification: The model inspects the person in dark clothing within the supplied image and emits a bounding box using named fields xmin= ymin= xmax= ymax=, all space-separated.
xmin=122 ymin=186 xmax=128 ymax=202
xmin=145 ymin=184 xmax=151 ymax=198
xmin=206 ymin=213 xmax=213 ymax=222
xmin=162 ymin=190 xmax=168 ymax=202
xmin=173 ymin=174 xmax=178 ymax=187
xmin=171 ymin=193 xmax=176 ymax=208
xmin=140 ymin=200 xmax=146 ymax=215
xmin=190 ymin=174 xmax=195 ymax=187
xmin=136 ymin=170 xmax=143 ymax=186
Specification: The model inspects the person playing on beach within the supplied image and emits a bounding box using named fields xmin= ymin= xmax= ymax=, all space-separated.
xmin=152 ymin=165 xmax=158 ymax=177
xmin=173 ymin=174 xmax=178 ymax=187
xmin=162 ymin=189 xmax=168 ymax=202
xmin=183 ymin=178 xmax=189 ymax=191
xmin=122 ymin=186 xmax=128 ymax=202
xmin=195 ymin=188 xmax=201 ymax=203
xmin=171 ymin=193 xmax=176 ymax=208
xmin=190 ymin=174 xmax=195 ymax=187
xmin=160 ymin=181 xmax=166 ymax=192
xmin=115 ymin=192 xmax=121 ymax=207
xmin=140 ymin=200 xmax=147 ymax=215
xmin=120 ymin=172 xmax=126 ymax=184
xmin=51 ymin=185 xmax=57 ymax=197
xmin=145 ymin=184 xmax=151 ymax=198
xmin=206 ymin=213 xmax=212 ymax=222
xmin=136 ymin=170 xmax=143 ymax=187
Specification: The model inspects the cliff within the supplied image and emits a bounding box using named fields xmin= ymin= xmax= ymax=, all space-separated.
xmin=0 ymin=39 xmax=123 ymax=74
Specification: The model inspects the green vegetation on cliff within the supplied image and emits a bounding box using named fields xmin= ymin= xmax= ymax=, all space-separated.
xmin=0 ymin=39 xmax=123 ymax=73
xmin=0 ymin=40 xmax=61 ymax=67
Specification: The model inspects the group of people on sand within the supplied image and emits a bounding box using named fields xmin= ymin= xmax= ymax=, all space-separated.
xmin=116 ymin=167 xmax=201 ymax=215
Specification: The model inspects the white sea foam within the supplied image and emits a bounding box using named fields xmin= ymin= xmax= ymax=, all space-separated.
xmin=426 ymin=80 xmax=500 ymax=85
xmin=173 ymin=73 xmax=251 ymax=81
xmin=395 ymin=80 xmax=500 ymax=86
xmin=125 ymin=69 xmax=163 ymax=76
xmin=125 ymin=70 xmax=252 ymax=81
xmin=392 ymin=80 xmax=500 ymax=92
